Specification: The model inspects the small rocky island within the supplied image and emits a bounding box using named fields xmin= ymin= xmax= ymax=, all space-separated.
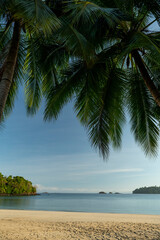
xmin=99 ymin=191 xmax=120 ymax=194
xmin=133 ymin=186 xmax=160 ymax=194
xmin=0 ymin=173 xmax=37 ymax=196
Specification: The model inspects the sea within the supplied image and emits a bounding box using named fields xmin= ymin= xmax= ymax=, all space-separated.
xmin=0 ymin=193 xmax=160 ymax=215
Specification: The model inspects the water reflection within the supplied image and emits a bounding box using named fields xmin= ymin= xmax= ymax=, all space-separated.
xmin=0 ymin=196 xmax=33 ymax=209
xmin=0 ymin=194 xmax=160 ymax=214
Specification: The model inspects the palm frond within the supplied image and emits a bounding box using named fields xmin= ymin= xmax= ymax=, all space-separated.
xmin=37 ymin=41 xmax=69 ymax=95
xmin=0 ymin=20 xmax=12 ymax=51
xmin=44 ymin=60 xmax=86 ymax=120
xmin=12 ymin=36 xmax=26 ymax=83
xmin=127 ymin=70 xmax=159 ymax=156
xmin=24 ymin=37 xmax=42 ymax=115
xmin=134 ymin=0 xmax=160 ymax=25
xmin=57 ymin=19 xmax=95 ymax=63
xmin=74 ymin=61 xmax=107 ymax=124
xmin=9 ymin=0 xmax=60 ymax=35
xmin=3 ymin=80 xmax=18 ymax=118
xmin=64 ymin=0 xmax=124 ymax=27
xmin=0 ymin=0 xmax=9 ymax=13
xmin=106 ymin=32 xmax=160 ymax=64
xmin=74 ymin=60 xmax=126 ymax=159
xmin=88 ymin=64 xmax=126 ymax=158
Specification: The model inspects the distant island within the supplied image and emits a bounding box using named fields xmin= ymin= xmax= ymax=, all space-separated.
xmin=99 ymin=192 xmax=120 ymax=194
xmin=0 ymin=173 xmax=36 ymax=196
xmin=133 ymin=186 xmax=160 ymax=194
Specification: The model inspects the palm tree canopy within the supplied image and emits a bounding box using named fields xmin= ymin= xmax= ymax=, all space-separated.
xmin=40 ymin=0 xmax=160 ymax=159
xmin=0 ymin=0 xmax=60 ymax=118
xmin=1 ymin=0 xmax=160 ymax=160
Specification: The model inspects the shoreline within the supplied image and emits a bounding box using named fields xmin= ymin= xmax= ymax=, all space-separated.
xmin=0 ymin=209 xmax=160 ymax=224
xmin=1 ymin=209 xmax=160 ymax=223
xmin=0 ymin=193 xmax=39 ymax=196
xmin=0 ymin=208 xmax=160 ymax=216
xmin=0 ymin=210 xmax=160 ymax=239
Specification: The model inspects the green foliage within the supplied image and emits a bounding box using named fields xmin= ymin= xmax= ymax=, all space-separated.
xmin=0 ymin=0 xmax=60 ymax=120
xmin=42 ymin=0 xmax=160 ymax=159
xmin=43 ymin=0 xmax=160 ymax=159
xmin=0 ymin=173 xmax=36 ymax=195
xmin=8 ymin=0 xmax=60 ymax=35
xmin=127 ymin=71 xmax=159 ymax=156
xmin=133 ymin=186 xmax=160 ymax=194
xmin=1 ymin=0 xmax=160 ymax=160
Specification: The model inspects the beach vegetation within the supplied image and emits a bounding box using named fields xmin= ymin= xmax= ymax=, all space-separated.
xmin=133 ymin=186 xmax=160 ymax=194
xmin=0 ymin=173 xmax=36 ymax=195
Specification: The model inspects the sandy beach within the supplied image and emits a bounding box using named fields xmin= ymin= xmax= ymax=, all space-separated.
xmin=0 ymin=210 xmax=160 ymax=239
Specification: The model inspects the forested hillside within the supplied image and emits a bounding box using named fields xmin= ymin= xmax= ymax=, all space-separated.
xmin=0 ymin=173 xmax=36 ymax=195
xmin=133 ymin=186 xmax=160 ymax=194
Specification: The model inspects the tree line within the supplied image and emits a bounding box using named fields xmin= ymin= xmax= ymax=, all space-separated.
xmin=0 ymin=173 xmax=36 ymax=195
xmin=1 ymin=0 xmax=160 ymax=160
xmin=133 ymin=186 xmax=160 ymax=194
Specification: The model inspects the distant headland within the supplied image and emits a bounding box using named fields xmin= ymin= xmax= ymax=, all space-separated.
xmin=133 ymin=186 xmax=160 ymax=194
xmin=0 ymin=173 xmax=37 ymax=196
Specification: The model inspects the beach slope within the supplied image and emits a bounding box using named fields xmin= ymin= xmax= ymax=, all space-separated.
xmin=0 ymin=210 xmax=160 ymax=239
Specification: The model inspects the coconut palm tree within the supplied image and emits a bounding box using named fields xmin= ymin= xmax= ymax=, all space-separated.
xmin=25 ymin=0 xmax=123 ymax=115
xmin=1 ymin=0 xmax=160 ymax=160
xmin=41 ymin=0 xmax=160 ymax=159
xmin=0 ymin=0 xmax=60 ymax=121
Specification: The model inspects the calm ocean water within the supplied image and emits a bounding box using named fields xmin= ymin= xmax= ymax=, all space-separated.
xmin=0 ymin=193 xmax=160 ymax=215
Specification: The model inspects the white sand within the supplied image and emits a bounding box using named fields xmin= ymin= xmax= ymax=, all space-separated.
xmin=0 ymin=210 xmax=160 ymax=239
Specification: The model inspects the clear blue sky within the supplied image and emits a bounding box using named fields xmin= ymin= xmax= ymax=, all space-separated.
xmin=0 ymin=87 xmax=160 ymax=194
